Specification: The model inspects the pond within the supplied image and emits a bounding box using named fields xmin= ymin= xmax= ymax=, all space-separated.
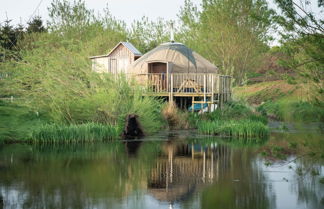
xmin=0 ymin=130 xmax=323 ymax=209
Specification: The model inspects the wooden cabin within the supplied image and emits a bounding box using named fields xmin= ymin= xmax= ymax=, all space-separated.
xmin=90 ymin=41 xmax=231 ymax=111
xmin=126 ymin=42 xmax=232 ymax=110
xmin=89 ymin=42 xmax=142 ymax=74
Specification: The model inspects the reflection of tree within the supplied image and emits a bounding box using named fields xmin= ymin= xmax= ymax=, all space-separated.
xmin=261 ymin=132 xmax=324 ymax=209
xmin=1 ymin=135 xmax=321 ymax=209
xmin=201 ymin=147 xmax=275 ymax=209
xmin=0 ymin=143 xmax=143 ymax=208
xmin=291 ymin=158 xmax=323 ymax=209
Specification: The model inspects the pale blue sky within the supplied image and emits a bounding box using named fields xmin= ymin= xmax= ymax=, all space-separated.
xmin=0 ymin=0 xmax=202 ymax=26
xmin=1 ymin=0 xmax=322 ymax=47
xmin=1 ymin=0 xmax=322 ymax=26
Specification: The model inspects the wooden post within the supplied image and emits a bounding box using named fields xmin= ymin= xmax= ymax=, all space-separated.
xmin=170 ymin=74 xmax=174 ymax=103
xmin=192 ymin=96 xmax=194 ymax=112
xmin=211 ymin=74 xmax=214 ymax=102
xmin=203 ymin=74 xmax=207 ymax=103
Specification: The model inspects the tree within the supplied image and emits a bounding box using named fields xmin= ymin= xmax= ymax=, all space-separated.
xmin=128 ymin=17 xmax=172 ymax=53
xmin=274 ymin=0 xmax=324 ymax=102
xmin=179 ymin=0 xmax=274 ymax=85
xmin=0 ymin=20 xmax=23 ymax=61
xmin=27 ymin=16 xmax=46 ymax=33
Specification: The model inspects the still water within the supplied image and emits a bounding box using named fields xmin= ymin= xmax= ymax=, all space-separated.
xmin=0 ymin=131 xmax=323 ymax=209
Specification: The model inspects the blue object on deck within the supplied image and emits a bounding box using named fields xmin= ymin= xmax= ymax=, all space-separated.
xmin=188 ymin=103 xmax=208 ymax=111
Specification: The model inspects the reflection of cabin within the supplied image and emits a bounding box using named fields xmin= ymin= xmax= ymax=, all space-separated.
xmin=148 ymin=142 xmax=232 ymax=203
xmin=89 ymin=42 xmax=142 ymax=74
xmin=90 ymin=41 xmax=232 ymax=111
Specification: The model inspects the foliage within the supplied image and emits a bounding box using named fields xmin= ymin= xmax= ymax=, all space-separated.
xmin=0 ymin=101 xmax=49 ymax=141
xmin=206 ymin=101 xmax=268 ymax=124
xmin=194 ymin=101 xmax=268 ymax=140
xmin=128 ymin=17 xmax=172 ymax=53
xmin=0 ymin=20 xmax=23 ymax=61
xmin=1 ymin=0 xmax=165 ymax=140
xmin=27 ymin=16 xmax=46 ymax=33
xmin=32 ymin=123 xmax=119 ymax=143
xmin=178 ymin=0 xmax=274 ymax=85
xmin=258 ymin=100 xmax=324 ymax=122
xmin=274 ymin=0 xmax=324 ymax=102
xmin=198 ymin=119 xmax=269 ymax=140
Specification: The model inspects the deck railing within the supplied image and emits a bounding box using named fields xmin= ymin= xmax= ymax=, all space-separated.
xmin=127 ymin=73 xmax=231 ymax=96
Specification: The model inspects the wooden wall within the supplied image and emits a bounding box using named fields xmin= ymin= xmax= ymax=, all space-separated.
xmin=91 ymin=44 xmax=136 ymax=74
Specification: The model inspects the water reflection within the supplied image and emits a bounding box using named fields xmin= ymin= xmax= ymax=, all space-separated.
xmin=0 ymin=132 xmax=323 ymax=209
xmin=148 ymin=141 xmax=220 ymax=203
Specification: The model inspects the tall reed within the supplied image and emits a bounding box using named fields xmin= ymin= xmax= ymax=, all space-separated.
xmin=198 ymin=119 xmax=269 ymax=140
xmin=32 ymin=123 xmax=119 ymax=143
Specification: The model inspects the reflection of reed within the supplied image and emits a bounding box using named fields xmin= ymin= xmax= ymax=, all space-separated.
xmin=148 ymin=141 xmax=232 ymax=202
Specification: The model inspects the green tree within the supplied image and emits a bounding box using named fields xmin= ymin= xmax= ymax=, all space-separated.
xmin=179 ymin=0 xmax=274 ymax=85
xmin=27 ymin=16 xmax=46 ymax=33
xmin=274 ymin=0 xmax=324 ymax=102
xmin=0 ymin=20 xmax=23 ymax=61
xmin=128 ymin=17 xmax=172 ymax=53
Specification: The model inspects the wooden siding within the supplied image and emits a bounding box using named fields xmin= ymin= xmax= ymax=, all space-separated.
xmin=92 ymin=57 xmax=109 ymax=73
xmin=108 ymin=44 xmax=135 ymax=74
xmin=91 ymin=44 xmax=136 ymax=74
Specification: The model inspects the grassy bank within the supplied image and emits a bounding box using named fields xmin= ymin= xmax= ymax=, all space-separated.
xmin=32 ymin=123 xmax=119 ymax=143
xmin=0 ymin=79 xmax=166 ymax=143
xmin=195 ymin=101 xmax=269 ymax=140
xmin=234 ymin=80 xmax=324 ymax=122
xmin=0 ymin=101 xmax=49 ymax=142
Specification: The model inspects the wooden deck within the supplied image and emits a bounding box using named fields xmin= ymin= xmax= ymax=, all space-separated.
xmin=128 ymin=73 xmax=231 ymax=110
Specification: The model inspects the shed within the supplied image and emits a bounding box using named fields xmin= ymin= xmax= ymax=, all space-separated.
xmin=89 ymin=42 xmax=142 ymax=74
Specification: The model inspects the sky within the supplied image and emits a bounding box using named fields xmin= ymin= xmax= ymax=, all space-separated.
xmin=1 ymin=0 xmax=322 ymax=47
xmin=0 ymin=0 xmax=202 ymax=26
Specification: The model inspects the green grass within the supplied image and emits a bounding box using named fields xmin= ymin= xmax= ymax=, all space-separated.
xmin=32 ymin=123 xmax=119 ymax=143
xmin=0 ymin=76 xmax=165 ymax=143
xmin=198 ymin=119 xmax=269 ymax=140
xmin=192 ymin=101 xmax=269 ymax=141
xmin=258 ymin=100 xmax=324 ymax=122
xmin=205 ymin=101 xmax=268 ymax=124
xmin=0 ymin=101 xmax=49 ymax=142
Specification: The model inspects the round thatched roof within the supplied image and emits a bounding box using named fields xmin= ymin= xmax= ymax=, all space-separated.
xmin=127 ymin=42 xmax=218 ymax=74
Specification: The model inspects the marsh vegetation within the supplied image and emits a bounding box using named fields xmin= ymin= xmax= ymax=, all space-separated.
xmin=0 ymin=0 xmax=323 ymax=144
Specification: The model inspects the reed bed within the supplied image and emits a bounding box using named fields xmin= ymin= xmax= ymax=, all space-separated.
xmin=198 ymin=119 xmax=269 ymax=140
xmin=32 ymin=123 xmax=119 ymax=143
